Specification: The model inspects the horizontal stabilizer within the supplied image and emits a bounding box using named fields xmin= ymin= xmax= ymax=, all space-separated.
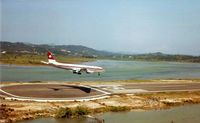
xmin=41 ymin=61 xmax=49 ymax=64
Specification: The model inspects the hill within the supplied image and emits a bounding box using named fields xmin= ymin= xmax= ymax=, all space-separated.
xmin=0 ymin=41 xmax=199 ymax=64
xmin=121 ymin=52 xmax=200 ymax=63
xmin=0 ymin=41 xmax=114 ymax=57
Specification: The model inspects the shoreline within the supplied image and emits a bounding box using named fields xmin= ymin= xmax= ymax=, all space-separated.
xmin=1 ymin=80 xmax=200 ymax=123
xmin=1 ymin=92 xmax=200 ymax=123
xmin=0 ymin=58 xmax=200 ymax=66
xmin=1 ymin=78 xmax=200 ymax=84
xmin=1 ymin=57 xmax=200 ymax=67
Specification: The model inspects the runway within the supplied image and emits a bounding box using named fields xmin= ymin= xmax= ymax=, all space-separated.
xmin=1 ymin=82 xmax=200 ymax=102
xmin=0 ymin=83 xmax=110 ymax=102
xmin=94 ymin=82 xmax=200 ymax=94
xmin=123 ymin=82 xmax=200 ymax=91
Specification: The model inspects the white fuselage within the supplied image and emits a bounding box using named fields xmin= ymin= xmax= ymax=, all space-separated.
xmin=49 ymin=60 xmax=104 ymax=74
xmin=42 ymin=51 xmax=104 ymax=75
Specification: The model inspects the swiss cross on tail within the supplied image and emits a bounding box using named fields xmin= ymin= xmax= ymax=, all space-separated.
xmin=41 ymin=51 xmax=105 ymax=76
xmin=47 ymin=51 xmax=54 ymax=60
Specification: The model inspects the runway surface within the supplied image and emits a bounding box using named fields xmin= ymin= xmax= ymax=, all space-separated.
xmin=95 ymin=82 xmax=200 ymax=93
xmin=0 ymin=84 xmax=109 ymax=101
xmin=1 ymin=82 xmax=200 ymax=101
xmin=123 ymin=83 xmax=200 ymax=91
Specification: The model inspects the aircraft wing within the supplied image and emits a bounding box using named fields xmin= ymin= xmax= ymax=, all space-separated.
xmin=72 ymin=68 xmax=82 ymax=73
xmin=86 ymin=69 xmax=94 ymax=74
xmin=41 ymin=61 xmax=49 ymax=64
xmin=72 ymin=68 xmax=95 ymax=74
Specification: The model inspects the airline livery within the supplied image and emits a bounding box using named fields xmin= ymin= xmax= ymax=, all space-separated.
xmin=41 ymin=51 xmax=104 ymax=75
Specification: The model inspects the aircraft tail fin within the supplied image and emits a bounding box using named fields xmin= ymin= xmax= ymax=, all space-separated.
xmin=47 ymin=51 xmax=56 ymax=63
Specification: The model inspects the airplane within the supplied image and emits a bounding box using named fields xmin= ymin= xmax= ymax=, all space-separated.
xmin=41 ymin=51 xmax=104 ymax=75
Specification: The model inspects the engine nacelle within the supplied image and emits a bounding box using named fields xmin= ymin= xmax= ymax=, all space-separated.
xmin=73 ymin=70 xmax=81 ymax=75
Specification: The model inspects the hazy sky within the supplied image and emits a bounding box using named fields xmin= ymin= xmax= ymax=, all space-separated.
xmin=1 ymin=0 xmax=200 ymax=55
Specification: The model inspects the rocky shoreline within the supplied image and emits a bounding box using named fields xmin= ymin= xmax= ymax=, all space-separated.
xmin=1 ymin=91 xmax=200 ymax=123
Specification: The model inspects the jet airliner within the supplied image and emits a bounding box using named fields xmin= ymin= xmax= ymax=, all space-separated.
xmin=41 ymin=51 xmax=104 ymax=75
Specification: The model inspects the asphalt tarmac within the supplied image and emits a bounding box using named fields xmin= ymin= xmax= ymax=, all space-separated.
xmin=0 ymin=84 xmax=109 ymax=101
xmin=1 ymin=82 xmax=200 ymax=101
xmin=94 ymin=82 xmax=200 ymax=93
xmin=123 ymin=82 xmax=200 ymax=91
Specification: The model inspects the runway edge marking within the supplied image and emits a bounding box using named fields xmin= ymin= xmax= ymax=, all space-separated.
xmin=0 ymin=84 xmax=111 ymax=102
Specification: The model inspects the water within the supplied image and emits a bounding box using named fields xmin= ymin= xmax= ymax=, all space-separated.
xmin=96 ymin=104 xmax=200 ymax=123
xmin=17 ymin=117 xmax=97 ymax=123
xmin=0 ymin=60 xmax=200 ymax=82
xmin=17 ymin=104 xmax=200 ymax=123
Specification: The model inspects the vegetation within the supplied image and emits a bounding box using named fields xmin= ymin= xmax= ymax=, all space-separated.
xmin=73 ymin=106 xmax=90 ymax=117
xmin=55 ymin=106 xmax=90 ymax=118
xmin=108 ymin=106 xmax=131 ymax=112
xmin=0 ymin=41 xmax=113 ymax=57
xmin=120 ymin=52 xmax=200 ymax=63
xmin=1 ymin=41 xmax=199 ymax=64
xmin=93 ymin=106 xmax=131 ymax=113
xmin=55 ymin=106 xmax=131 ymax=119
xmin=0 ymin=53 xmax=95 ymax=65
xmin=55 ymin=107 xmax=73 ymax=118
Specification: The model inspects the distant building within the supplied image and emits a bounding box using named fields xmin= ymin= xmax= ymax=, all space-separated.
xmin=19 ymin=50 xmax=31 ymax=53
xmin=128 ymin=56 xmax=132 ymax=58
xmin=61 ymin=49 xmax=66 ymax=52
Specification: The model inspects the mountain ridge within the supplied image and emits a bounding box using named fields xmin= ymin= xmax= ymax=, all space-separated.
xmin=0 ymin=41 xmax=115 ymax=57
xmin=0 ymin=41 xmax=199 ymax=63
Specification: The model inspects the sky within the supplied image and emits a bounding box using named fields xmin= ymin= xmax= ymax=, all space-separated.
xmin=1 ymin=0 xmax=200 ymax=55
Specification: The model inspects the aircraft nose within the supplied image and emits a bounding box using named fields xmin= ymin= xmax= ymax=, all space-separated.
xmin=100 ymin=67 xmax=105 ymax=71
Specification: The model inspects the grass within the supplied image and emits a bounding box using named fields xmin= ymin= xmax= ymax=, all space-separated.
xmin=55 ymin=106 xmax=90 ymax=118
xmin=108 ymin=106 xmax=131 ymax=112
xmin=136 ymin=91 xmax=200 ymax=99
xmin=93 ymin=106 xmax=131 ymax=113
xmin=73 ymin=106 xmax=90 ymax=117
xmin=55 ymin=106 xmax=131 ymax=119
xmin=0 ymin=53 xmax=95 ymax=65
xmin=55 ymin=107 xmax=73 ymax=118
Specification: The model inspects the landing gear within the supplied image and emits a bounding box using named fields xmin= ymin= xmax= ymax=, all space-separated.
xmin=98 ymin=72 xmax=100 ymax=76
xmin=73 ymin=71 xmax=82 ymax=75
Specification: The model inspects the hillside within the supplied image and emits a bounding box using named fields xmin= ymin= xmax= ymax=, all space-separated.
xmin=0 ymin=41 xmax=199 ymax=64
xmin=0 ymin=41 xmax=113 ymax=57
xmin=121 ymin=52 xmax=200 ymax=63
